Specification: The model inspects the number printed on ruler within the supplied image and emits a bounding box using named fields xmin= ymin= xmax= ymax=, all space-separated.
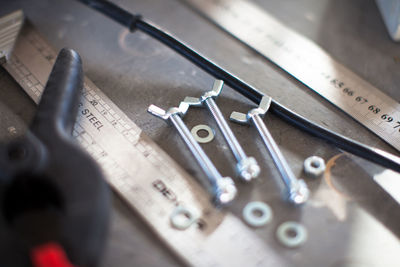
xmin=185 ymin=0 xmax=400 ymax=151
xmin=329 ymin=78 xmax=398 ymax=134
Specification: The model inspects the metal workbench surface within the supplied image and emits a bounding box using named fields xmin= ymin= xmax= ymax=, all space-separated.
xmin=0 ymin=0 xmax=399 ymax=266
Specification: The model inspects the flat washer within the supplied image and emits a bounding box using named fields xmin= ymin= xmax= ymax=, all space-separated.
xmin=276 ymin=221 xmax=308 ymax=248
xmin=170 ymin=206 xmax=198 ymax=230
xmin=191 ymin=124 xmax=215 ymax=143
xmin=242 ymin=201 xmax=273 ymax=227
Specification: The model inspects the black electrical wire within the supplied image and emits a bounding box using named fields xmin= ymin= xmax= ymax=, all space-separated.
xmin=76 ymin=0 xmax=400 ymax=172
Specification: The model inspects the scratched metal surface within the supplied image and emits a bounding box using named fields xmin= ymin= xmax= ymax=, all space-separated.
xmin=0 ymin=0 xmax=399 ymax=266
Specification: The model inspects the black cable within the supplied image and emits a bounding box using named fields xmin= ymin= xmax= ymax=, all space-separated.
xmin=75 ymin=0 xmax=400 ymax=172
xmin=77 ymin=0 xmax=142 ymax=30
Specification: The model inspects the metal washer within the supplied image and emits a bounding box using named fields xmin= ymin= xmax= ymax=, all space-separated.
xmin=242 ymin=201 xmax=273 ymax=227
xmin=191 ymin=124 xmax=215 ymax=143
xmin=276 ymin=221 xmax=308 ymax=248
xmin=170 ymin=206 xmax=198 ymax=230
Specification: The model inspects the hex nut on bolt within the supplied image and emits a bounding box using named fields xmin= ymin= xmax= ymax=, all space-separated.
xmin=303 ymin=156 xmax=326 ymax=178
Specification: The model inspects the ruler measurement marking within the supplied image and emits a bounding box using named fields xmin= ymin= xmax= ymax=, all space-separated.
xmin=186 ymin=0 xmax=400 ymax=151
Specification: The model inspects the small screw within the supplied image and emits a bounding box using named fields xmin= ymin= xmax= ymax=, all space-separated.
xmin=183 ymin=80 xmax=260 ymax=181
xmin=230 ymin=96 xmax=309 ymax=204
xmin=148 ymin=103 xmax=237 ymax=206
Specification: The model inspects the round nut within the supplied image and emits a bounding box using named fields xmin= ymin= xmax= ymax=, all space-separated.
xmin=303 ymin=156 xmax=326 ymax=178
xmin=237 ymin=157 xmax=260 ymax=181
xmin=214 ymin=177 xmax=237 ymax=206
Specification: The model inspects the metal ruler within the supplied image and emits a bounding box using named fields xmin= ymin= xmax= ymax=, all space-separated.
xmin=0 ymin=9 xmax=23 ymax=64
xmin=185 ymin=0 xmax=400 ymax=151
xmin=0 ymin=10 xmax=285 ymax=267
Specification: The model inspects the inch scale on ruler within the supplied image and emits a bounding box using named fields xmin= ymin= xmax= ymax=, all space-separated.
xmin=185 ymin=0 xmax=400 ymax=151
xmin=0 ymin=11 xmax=286 ymax=267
